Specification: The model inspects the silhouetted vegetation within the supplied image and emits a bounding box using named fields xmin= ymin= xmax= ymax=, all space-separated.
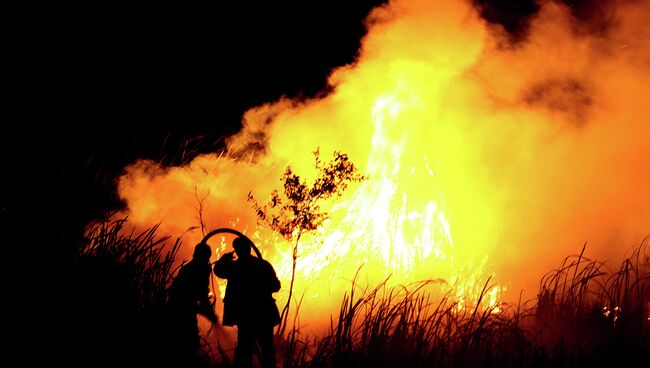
xmin=48 ymin=218 xmax=186 ymax=367
xmin=278 ymin=238 xmax=649 ymax=367
xmin=535 ymin=240 xmax=650 ymax=367
xmin=248 ymin=149 xmax=365 ymax=336
xmin=53 ymin=213 xmax=648 ymax=367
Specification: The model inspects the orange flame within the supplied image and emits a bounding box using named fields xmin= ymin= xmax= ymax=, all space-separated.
xmin=116 ymin=0 xmax=650 ymax=331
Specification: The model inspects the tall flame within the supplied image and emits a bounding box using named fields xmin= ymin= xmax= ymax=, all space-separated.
xmin=116 ymin=0 xmax=650 ymax=331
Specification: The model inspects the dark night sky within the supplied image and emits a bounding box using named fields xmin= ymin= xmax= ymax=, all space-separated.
xmin=6 ymin=0 xmax=601 ymax=261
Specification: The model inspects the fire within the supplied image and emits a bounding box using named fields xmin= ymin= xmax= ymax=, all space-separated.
xmin=259 ymin=91 xmax=498 ymax=320
xmin=116 ymin=0 xmax=650 ymax=332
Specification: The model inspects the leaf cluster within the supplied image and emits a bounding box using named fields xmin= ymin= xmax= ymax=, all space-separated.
xmin=249 ymin=149 xmax=365 ymax=241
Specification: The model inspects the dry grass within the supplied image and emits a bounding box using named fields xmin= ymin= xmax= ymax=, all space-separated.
xmin=534 ymin=238 xmax=650 ymax=367
xmin=278 ymin=275 xmax=534 ymax=367
xmin=56 ymin=220 xmax=648 ymax=367
xmin=275 ymin=239 xmax=649 ymax=367
xmin=50 ymin=217 xmax=184 ymax=367
xmin=78 ymin=217 xmax=182 ymax=308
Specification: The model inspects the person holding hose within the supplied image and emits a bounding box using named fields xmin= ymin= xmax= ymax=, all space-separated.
xmin=214 ymin=236 xmax=281 ymax=368
xmin=167 ymin=242 xmax=219 ymax=364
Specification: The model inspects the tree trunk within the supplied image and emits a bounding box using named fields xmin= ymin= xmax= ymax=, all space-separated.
xmin=278 ymin=232 xmax=301 ymax=336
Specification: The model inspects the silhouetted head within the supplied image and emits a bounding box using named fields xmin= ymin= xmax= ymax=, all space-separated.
xmin=193 ymin=242 xmax=212 ymax=262
xmin=233 ymin=237 xmax=253 ymax=258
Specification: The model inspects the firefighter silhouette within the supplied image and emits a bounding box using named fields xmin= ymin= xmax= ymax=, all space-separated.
xmin=214 ymin=236 xmax=281 ymax=368
xmin=167 ymin=242 xmax=218 ymax=363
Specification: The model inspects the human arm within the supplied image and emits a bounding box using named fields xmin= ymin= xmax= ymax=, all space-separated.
xmin=197 ymin=263 xmax=218 ymax=324
xmin=213 ymin=251 xmax=235 ymax=279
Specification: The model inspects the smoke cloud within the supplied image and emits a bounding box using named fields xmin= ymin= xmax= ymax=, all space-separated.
xmin=117 ymin=0 xmax=650 ymax=315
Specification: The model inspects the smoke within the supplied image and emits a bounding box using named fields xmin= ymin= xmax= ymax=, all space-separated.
xmin=467 ymin=0 xmax=650 ymax=294
xmin=117 ymin=0 xmax=650 ymax=313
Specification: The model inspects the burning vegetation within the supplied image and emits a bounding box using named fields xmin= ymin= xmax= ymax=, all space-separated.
xmin=54 ymin=0 xmax=650 ymax=366
xmin=60 ymin=219 xmax=648 ymax=367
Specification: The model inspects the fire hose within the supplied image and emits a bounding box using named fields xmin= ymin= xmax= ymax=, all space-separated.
xmin=201 ymin=228 xmax=264 ymax=324
xmin=201 ymin=227 xmax=263 ymax=260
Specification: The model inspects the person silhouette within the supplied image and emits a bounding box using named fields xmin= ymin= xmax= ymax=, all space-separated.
xmin=167 ymin=242 xmax=218 ymax=364
xmin=214 ymin=236 xmax=281 ymax=368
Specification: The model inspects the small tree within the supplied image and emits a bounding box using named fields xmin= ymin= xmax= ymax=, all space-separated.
xmin=248 ymin=149 xmax=365 ymax=335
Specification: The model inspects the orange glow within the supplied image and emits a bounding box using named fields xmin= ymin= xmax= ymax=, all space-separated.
xmin=116 ymin=0 xmax=650 ymax=332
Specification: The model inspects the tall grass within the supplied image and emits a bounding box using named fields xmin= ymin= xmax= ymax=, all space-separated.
xmin=535 ymin=238 xmax=649 ymax=366
xmin=275 ymin=239 xmax=649 ymax=367
xmin=77 ymin=217 xmax=182 ymax=310
xmin=51 ymin=217 xmax=183 ymax=367
xmin=279 ymin=275 xmax=536 ymax=367
xmin=58 ymin=219 xmax=648 ymax=367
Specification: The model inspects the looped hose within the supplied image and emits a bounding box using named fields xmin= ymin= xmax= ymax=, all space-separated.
xmin=201 ymin=228 xmax=263 ymax=260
